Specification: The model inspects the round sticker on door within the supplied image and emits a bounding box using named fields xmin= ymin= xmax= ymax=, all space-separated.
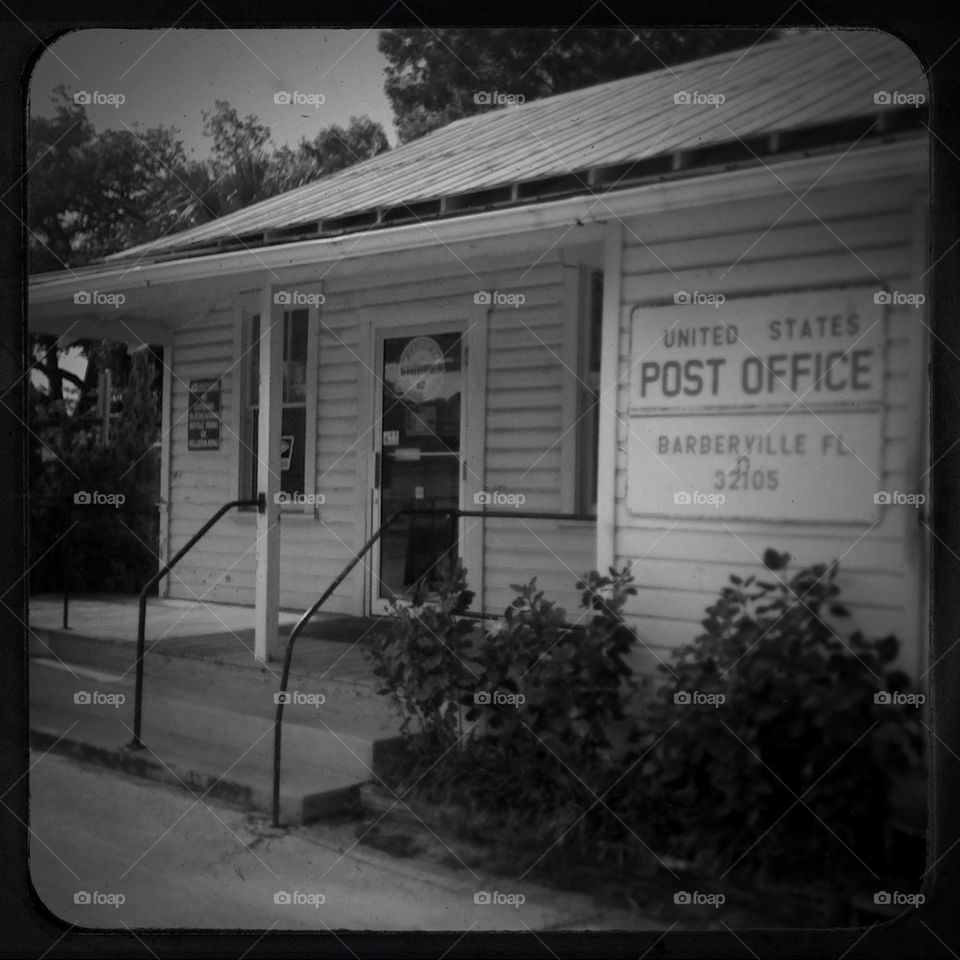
xmin=397 ymin=336 xmax=445 ymax=402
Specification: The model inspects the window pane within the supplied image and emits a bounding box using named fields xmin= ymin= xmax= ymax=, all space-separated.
xmin=246 ymin=406 xmax=307 ymax=498
xmin=589 ymin=271 xmax=603 ymax=375
xmin=244 ymin=310 xmax=310 ymax=500
xmin=249 ymin=311 xmax=310 ymax=405
xmin=284 ymin=309 xmax=308 ymax=402
xmin=588 ymin=391 xmax=599 ymax=507
xmin=249 ymin=314 xmax=260 ymax=399
xmin=281 ymin=406 xmax=306 ymax=495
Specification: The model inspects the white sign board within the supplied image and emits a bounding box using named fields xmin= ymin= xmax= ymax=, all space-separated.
xmin=626 ymin=410 xmax=884 ymax=521
xmin=627 ymin=286 xmax=886 ymax=522
xmin=630 ymin=287 xmax=884 ymax=412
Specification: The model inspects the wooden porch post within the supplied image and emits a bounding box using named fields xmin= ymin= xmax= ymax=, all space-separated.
xmin=255 ymin=282 xmax=282 ymax=661
xmin=596 ymin=219 xmax=622 ymax=574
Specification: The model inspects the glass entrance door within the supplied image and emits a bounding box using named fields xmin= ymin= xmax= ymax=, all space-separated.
xmin=373 ymin=329 xmax=463 ymax=608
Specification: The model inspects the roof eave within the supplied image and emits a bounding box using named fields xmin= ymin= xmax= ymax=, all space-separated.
xmin=29 ymin=136 xmax=925 ymax=306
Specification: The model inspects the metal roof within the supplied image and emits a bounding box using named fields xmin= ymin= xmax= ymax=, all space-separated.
xmin=106 ymin=29 xmax=925 ymax=264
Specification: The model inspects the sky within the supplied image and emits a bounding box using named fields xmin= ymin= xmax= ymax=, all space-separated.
xmin=29 ymin=29 xmax=399 ymax=156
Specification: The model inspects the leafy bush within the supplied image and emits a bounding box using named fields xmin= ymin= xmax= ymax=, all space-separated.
xmin=369 ymin=564 xmax=643 ymax=849
xmin=467 ymin=567 xmax=639 ymax=767
xmin=368 ymin=560 xmax=476 ymax=747
xmin=633 ymin=548 xmax=925 ymax=883
xmin=29 ymin=345 xmax=161 ymax=594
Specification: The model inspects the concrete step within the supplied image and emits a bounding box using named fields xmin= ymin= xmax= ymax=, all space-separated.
xmin=29 ymin=625 xmax=401 ymax=733
xmin=29 ymin=711 xmax=361 ymax=824
xmin=30 ymin=658 xmax=405 ymax=823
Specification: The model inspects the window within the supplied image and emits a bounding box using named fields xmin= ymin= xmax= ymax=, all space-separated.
xmin=240 ymin=308 xmax=311 ymax=503
xmin=577 ymin=270 xmax=603 ymax=514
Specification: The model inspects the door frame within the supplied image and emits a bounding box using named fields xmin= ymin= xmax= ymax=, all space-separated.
xmin=365 ymin=310 xmax=486 ymax=615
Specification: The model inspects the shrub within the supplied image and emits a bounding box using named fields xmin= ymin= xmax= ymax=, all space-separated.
xmin=467 ymin=567 xmax=639 ymax=767
xmin=632 ymin=548 xmax=925 ymax=884
xmin=368 ymin=560 xmax=476 ymax=748
xmin=371 ymin=564 xmax=643 ymax=851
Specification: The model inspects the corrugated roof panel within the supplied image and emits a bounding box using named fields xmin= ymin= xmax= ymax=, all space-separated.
xmin=106 ymin=29 xmax=924 ymax=262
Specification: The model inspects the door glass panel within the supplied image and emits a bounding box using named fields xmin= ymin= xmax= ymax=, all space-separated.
xmin=378 ymin=332 xmax=462 ymax=601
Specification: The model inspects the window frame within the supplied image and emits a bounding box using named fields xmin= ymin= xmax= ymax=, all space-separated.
xmin=235 ymin=290 xmax=320 ymax=515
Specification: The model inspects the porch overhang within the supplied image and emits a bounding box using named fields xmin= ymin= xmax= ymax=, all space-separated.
xmin=28 ymin=137 xmax=925 ymax=334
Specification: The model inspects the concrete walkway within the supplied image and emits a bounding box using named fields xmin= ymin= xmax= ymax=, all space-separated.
xmin=29 ymin=594 xmax=383 ymax=680
xmin=31 ymin=751 xmax=651 ymax=930
xmin=31 ymin=593 xmax=301 ymax=640
xmin=28 ymin=594 xmax=403 ymax=824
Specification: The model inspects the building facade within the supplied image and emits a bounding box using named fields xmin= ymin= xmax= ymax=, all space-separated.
xmin=30 ymin=30 xmax=929 ymax=680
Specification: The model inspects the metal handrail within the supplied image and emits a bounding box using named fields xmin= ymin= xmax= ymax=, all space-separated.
xmin=128 ymin=495 xmax=263 ymax=749
xmin=271 ymin=505 xmax=596 ymax=827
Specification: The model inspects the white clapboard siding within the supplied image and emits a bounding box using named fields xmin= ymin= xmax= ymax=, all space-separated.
xmin=613 ymin=171 xmax=927 ymax=681
xmin=479 ymin=263 xmax=596 ymax=616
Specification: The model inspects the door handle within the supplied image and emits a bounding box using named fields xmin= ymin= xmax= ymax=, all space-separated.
xmin=374 ymin=451 xmax=380 ymax=490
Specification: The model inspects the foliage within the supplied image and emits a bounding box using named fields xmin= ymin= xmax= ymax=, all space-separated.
xmin=29 ymin=345 xmax=162 ymax=594
xmin=633 ymin=548 xmax=925 ymax=883
xmin=467 ymin=567 xmax=638 ymax=767
xmin=28 ymin=89 xmax=389 ymax=270
xmin=369 ymin=563 xmax=641 ymax=842
xmin=28 ymin=85 xmax=191 ymax=272
xmin=368 ymin=560 xmax=477 ymax=747
xmin=372 ymin=550 xmax=924 ymax=894
xmin=379 ymin=28 xmax=776 ymax=143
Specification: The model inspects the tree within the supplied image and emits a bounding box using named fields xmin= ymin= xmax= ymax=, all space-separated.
xmin=172 ymin=108 xmax=391 ymax=225
xmin=379 ymin=28 xmax=774 ymax=143
xmin=28 ymin=92 xmax=390 ymax=269
xmin=29 ymin=341 xmax=164 ymax=594
xmin=28 ymin=85 xmax=190 ymax=272
xmin=295 ymin=116 xmax=390 ymax=178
